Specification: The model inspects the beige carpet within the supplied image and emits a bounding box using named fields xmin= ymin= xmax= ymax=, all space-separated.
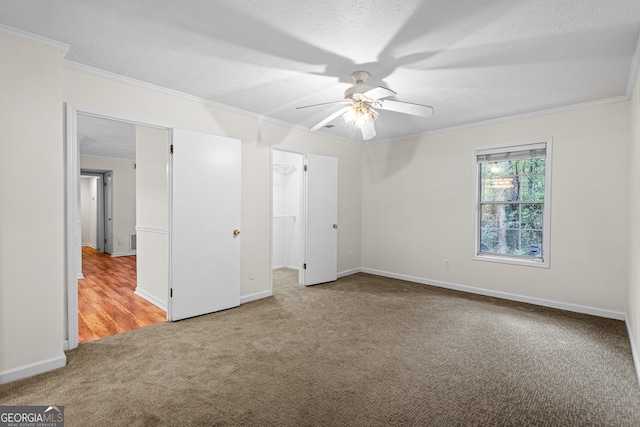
xmin=2 ymin=270 xmax=640 ymax=426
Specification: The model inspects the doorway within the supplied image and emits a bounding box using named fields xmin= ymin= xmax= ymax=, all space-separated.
xmin=66 ymin=109 xmax=169 ymax=347
xmin=78 ymin=168 xmax=163 ymax=343
xmin=272 ymin=150 xmax=304 ymax=285
xmin=271 ymin=149 xmax=339 ymax=290
xmin=80 ymin=171 xmax=109 ymax=254
xmin=66 ymin=105 xmax=242 ymax=348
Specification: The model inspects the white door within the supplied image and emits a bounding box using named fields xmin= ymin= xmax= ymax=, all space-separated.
xmin=169 ymin=129 xmax=241 ymax=321
xmin=303 ymin=154 xmax=338 ymax=286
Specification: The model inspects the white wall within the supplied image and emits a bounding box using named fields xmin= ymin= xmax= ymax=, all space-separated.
xmin=63 ymin=63 xmax=363 ymax=301
xmin=628 ymin=71 xmax=640 ymax=378
xmin=135 ymin=125 xmax=169 ymax=310
xmin=0 ymin=31 xmax=66 ymax=383
xmin=80 ymin=176 xmax=98 ymax=247
xmin=80 ymin=156 xmax=137 ymax=256
xmin=362 ymin=101 xmax=630 ymax=317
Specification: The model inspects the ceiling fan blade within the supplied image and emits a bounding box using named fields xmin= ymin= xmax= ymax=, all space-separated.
xmin=296 ymin=100 xmax=350 ymax=110
xmin=360 ymin=121 xmax=376 ymax=140
xmin=378 ymin=99 xmax=434 ymax=118
xmin=362 ymin=86 xmax=396 ymax=100
xmin=309 ymin=106 xmax=351 ymax=131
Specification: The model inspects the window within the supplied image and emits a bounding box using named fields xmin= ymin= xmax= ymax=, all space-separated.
xmin=474 ymin=140 xmax=551 ymax=267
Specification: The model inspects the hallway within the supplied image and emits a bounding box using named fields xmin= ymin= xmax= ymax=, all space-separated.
xmin=78 ymin=246 xmax=166 ymax=343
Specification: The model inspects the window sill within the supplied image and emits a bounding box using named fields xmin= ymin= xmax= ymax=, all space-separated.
xmin=472 ymin=254 xmax=549 ymax=269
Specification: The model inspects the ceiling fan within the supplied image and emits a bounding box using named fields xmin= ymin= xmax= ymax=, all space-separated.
xmin=296 ymin=71 xmax=434 ymax=140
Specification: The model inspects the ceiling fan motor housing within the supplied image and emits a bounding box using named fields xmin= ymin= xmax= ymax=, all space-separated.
xmin=345 ymin=85 xmax=375 ymax=101
xmin=346 ymin=70 xmax=375 ymax=101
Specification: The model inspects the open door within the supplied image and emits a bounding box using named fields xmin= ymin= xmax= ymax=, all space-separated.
xmin=302 ymin=154 xmax=338 ymax=286
xmin=169 ymin=129 xmax=241 ymax=321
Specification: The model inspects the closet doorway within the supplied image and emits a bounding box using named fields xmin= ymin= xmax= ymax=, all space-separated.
xmin=271 ymin=149 xmax=338 ymax=289
xmin=272 ymin=150 xmax=304 ymax=284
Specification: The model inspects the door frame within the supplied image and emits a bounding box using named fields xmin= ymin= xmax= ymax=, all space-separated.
xmin=65 ymin=103 xmax=172 ymax=350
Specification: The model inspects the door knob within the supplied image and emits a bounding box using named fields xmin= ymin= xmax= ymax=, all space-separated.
xmin=233 ymin=229 xmax=241 ymax=236
xmin=333 ymin=224 xmax=338 ymax=229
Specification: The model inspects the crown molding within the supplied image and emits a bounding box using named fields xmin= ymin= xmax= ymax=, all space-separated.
xmin=369 ymin=95 xmax=630 ymax=144
xmin=63 ymin=61 xmax=358 ymax=145
xmin=0 ymin=24 xmax=69 ymax=57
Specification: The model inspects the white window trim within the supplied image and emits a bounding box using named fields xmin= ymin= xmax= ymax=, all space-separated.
xmin=471 ymin=138 xmax=553 ymax=269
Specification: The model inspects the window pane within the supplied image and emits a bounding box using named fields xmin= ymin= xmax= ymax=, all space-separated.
xmin=480 ymin=159 xmax=545 ymax=202
xmin=520 ymin=174 xmax=545 ymax=201
xmin=520 ymin=203 xmax=543 ymax=230
xmin=521 ymin=229 xmax=543 ymax=257
xmin=479 ymin=203 xmax=543 ymax=258
xmin=523 ymin=158 xmax=545 ymax=175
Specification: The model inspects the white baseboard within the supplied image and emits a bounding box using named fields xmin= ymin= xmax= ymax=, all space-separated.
xmin=626 ymin=320 xmax=640 ymax=384
xmin=0 ymin=354 xmax=66 ymax=385
xmin=361 ymin=268 xmax=626 ymax=321
xmin=110 ymin=251 xmax=136 ymax=258
xmin=241 ymin=290 xmax=272 ymax=305
xmin=82 ymin=243 xmax=97 ymax=249
xmin=338 ymin=268 xmax=361 ymax=278
xmin=134 ymin=288 xmax=167 ymax=311
xmin=77 ymin=273 xmax=84 ymax=279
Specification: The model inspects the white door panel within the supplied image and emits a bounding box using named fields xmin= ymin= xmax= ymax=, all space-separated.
xmin=170 ymin=129 xmax=241 ymax=321
xmin=303 ymin=154 xmax=338 ymax=285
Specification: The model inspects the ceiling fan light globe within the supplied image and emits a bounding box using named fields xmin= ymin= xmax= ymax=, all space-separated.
xmin=342 ymin=108 xmax=357 ymax=125
xmin=343 ymin=103 xmax=378 ymax=127
xmin=358 ymin=108 xmax=378 ymax=126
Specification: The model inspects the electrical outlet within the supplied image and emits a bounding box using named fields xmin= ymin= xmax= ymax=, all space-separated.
xmin=249 ymin=269 xmax=255 ymax=280
xmin=444 ymin=259 xmax=451 ymax=269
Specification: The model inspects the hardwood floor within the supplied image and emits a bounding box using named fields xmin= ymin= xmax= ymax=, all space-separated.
xmin=78 ymin=246 xmax=166 ymax=343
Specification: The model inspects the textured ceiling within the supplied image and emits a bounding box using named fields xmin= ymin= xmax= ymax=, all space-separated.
xmin=78 ymin=114 xmax=136 ymax=161
xmin=2 ymin=0 xmax=640 ymax=141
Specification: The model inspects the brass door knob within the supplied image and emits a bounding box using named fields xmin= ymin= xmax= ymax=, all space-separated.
xmin=333 ymin=224 xmax=338 ymax=229
xmin=233 ymin=229 xmax=241 ymax=236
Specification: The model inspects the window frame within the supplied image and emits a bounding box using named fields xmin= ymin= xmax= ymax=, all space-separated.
xmin=471 ymin=138 xmax=552 ymax=268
